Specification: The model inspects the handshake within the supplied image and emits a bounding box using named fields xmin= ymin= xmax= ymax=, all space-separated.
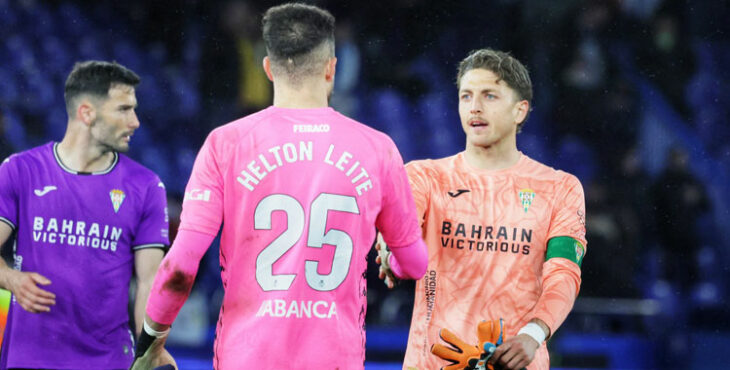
xmin=431 ymin=319 xmax=527 ymax=370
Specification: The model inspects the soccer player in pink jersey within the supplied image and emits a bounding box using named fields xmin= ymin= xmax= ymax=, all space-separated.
xmin=377 ymin=49 xmax=587 ymax=370
xmin=133 ymin=3 xmax=428 ymax=369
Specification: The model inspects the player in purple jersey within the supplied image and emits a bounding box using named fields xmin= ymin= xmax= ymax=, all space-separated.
xmin=0 ymin=61 xmax=172 ymax=369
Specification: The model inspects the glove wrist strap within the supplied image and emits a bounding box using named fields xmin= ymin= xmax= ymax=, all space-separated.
xmin=518 ymin=322 xmax=546 ymax=344
xmin=143 ymin=319 xmax=170 ymax=338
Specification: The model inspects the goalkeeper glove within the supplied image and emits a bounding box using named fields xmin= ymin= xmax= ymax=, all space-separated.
xmin=430 ymin=319 xmax=505 ymax=370
xmin=130 ymin=321 xmax=175 ymax=370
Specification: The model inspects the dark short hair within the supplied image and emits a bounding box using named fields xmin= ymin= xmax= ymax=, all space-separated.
xmin=262 ymin=3 xmax=335 ymax=83
xmin=64 ymin=61 xmax=140 ymax=115
xmin=457 ymin=49 xmax=533 ymax=129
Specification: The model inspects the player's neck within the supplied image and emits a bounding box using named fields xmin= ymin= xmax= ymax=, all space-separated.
xmin=464 ymin=140 xmax=521 ymax=171
xmin=57 ymin=129 xmax=115 ymax=173
xmin=272 ymin=81 xmax=329 ymax=109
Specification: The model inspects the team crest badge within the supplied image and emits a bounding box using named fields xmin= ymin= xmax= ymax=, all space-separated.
xmin=518 ymin=189 xmax=535 ymax=213
xmin=110 ymin=189 xmax=126 ymax=213
xmin=575 ymin=241 xmax=585 ymax=262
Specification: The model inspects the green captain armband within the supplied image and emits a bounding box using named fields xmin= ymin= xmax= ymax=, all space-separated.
xmin=545 ymin=236 xmax=585 ymax=267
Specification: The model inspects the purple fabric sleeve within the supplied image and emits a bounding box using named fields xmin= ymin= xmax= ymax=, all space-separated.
xmin=132 ymin=177 xmax=170 ymax=249
xmin=0 ymin=156 xmax=19 ymax=228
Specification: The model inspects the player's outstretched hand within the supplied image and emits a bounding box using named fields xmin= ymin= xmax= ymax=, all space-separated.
xmin=6 ymin=270 xmax=56 ymax=313
xmin=488 ymin=333 xmax=538 ymax=370
xmin=374 ymin=232 xmax=397 ymax=289
xmin=130 ymin=337 xmax=177 ymax=370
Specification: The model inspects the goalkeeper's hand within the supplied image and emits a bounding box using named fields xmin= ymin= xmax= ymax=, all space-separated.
xmin=130 ymin=326 xmax=177 ymax=370
xmin=374 ymin=232 xmax=399 ymax=289
xmin=489 ymin=328 xmax=541 ymax=370
xmin=431 ymin=319 xmax=505 ymax=370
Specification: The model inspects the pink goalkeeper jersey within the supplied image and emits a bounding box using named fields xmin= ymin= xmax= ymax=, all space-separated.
xmin=179 ymin=106 xmax=421 ymax=369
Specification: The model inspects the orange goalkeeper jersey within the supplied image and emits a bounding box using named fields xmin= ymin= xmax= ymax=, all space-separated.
xmin=402 ymin=152 xmax=587 ymax=370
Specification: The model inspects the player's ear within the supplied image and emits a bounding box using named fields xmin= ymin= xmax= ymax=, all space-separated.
xmin=324 ymin=57 xmax=337 ymax=82
xmin=77 ymin=99 xmax=96 ymax=126
xmin=262 ymin=56 xmax=274 ymax=82
xmin=513 ymin=99 xmax=528 ymax=126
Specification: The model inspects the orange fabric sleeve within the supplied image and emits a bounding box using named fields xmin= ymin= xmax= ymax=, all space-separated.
xmin=405 ymin=161 xmax=431 ymax=224
xmin=532 ymin=257 xmax=581 ymax=336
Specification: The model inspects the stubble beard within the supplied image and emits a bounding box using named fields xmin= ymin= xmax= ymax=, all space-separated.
xmin=91 ymin=117 xmax=128 ymax=154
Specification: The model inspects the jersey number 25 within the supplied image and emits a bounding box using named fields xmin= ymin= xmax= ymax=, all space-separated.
xmin=254 ymin=193 xmax=360 ymax=292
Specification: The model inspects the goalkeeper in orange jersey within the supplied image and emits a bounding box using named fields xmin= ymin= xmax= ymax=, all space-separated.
xmin=376 ymin=48 xmax=587 ymax=370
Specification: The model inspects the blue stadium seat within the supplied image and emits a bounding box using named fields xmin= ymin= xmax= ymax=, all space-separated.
xmin=168 ymin=70 xmax=201 ymax=119
xmin=129 ymin=125 xmax=153 ymax=149
xmin=26 ymin=3 xmax=56 ymax=39
xmin=551 ymin=332 xmax=656 ymax=369
xmin=137 ymin=146 xmax=172 ymax=188
xmin=369 ymin=89 xmax=416 ymax=160
xmin=76 ymin=34 xmax=108 ymax=61
xmin=518 ymin=132 xmax=551 ymax=164
xmin=418 ymin=92 xmax=461 ymax=158
xmin=172 ymin=144 xmax=197 ymax=182
xmin=3 ymin=108 xmax=29 ymax=150
xmin=0 ymin=2 xmax=19 ymax=34
xmin=0 ymin=68 xmax=19 ymax=104
xmin=5 ymin=34 xmax=36 ymax=71
xmin=554 ymin=136 xmax=598 ymax=185
xmin=135 ymin=73 xmax=167 ymax=127
xmin=25 ymin=73 xmax=55 ymax=111
xmin=44 ymin=107 xmax=67 ymax=140
xmin=57 ymin=3 xmax=93 ymax=38
xmin=112 ymin=39 xmax=146 ymax=75
xmin=41 ymin=36 xmax=73 ymax=78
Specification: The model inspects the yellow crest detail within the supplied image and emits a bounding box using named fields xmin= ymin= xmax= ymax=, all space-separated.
xmin=110 ymin=189 xmax=126 ymax=213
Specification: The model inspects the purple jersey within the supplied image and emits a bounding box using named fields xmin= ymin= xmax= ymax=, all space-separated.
xmin=0 ymin=142 xmax=169 ymax=369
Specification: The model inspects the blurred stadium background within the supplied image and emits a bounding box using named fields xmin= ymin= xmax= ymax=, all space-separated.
xmin=1 ymin=0 xmax=729 ymax=368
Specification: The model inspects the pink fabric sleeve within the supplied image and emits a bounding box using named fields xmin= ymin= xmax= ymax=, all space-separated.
xmin=387 ymin=238 xmax=428 ymax=280
xmin=178 ymin=130 xmax=225 ymax=235
xmin=375 ymin=139 xmax=422 ymax=248
xmin=146 ymin=229 xmax=216 ymax=325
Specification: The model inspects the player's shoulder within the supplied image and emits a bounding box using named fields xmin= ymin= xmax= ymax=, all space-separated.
xmin=406 ymin=154 xmax=458 ymax=174
xmin=1 ymin=142 xmax=53 ymax=169
xmin=333 ymin=111 xmax=398 ymax=149
xmin=116 ymin=153 xmax=163 ymax=186
xmin=223 ymin=108 xmax=273 ymax=130
xmin=521 ymin=155 xmax=583 ymax=189
xmin=203 ymin=108 xmax=279 ymax=149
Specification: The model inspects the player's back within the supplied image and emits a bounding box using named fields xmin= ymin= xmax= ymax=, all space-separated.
xmin=180 ymin=106 xmax=419 ymax=369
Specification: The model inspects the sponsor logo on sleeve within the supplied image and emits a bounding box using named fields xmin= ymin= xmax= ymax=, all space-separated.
xmin=571 ymin=209 xmax=587 ymax=239
xmin=110 ymin=189 xmax=126 ymax=213
xmin=184 ymin=189 xmax=211 ymax=202
xmin=577 ymin=209 xmax=586 ymax=226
